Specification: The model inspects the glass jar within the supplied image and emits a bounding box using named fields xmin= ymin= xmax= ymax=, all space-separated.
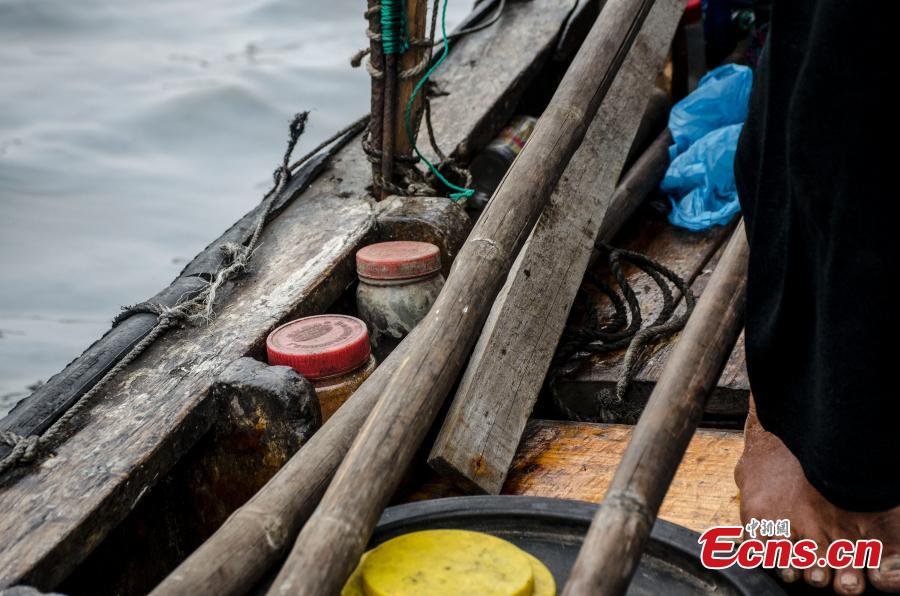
xmin=266 ymin=314 xmax=376 ymax=421
xmin=356 ymin=241 xmax=445 ymax=360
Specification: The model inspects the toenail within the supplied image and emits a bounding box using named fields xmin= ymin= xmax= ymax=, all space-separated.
xmin=810 ymin=568 xmax=826 ymax=583
xmin=880 ymin=554 xmax=900 ymax=572
xmin=778 ymin=568 xmax=798 ymax=583
xmin=840 ymin=573 xmax=859 ymax=589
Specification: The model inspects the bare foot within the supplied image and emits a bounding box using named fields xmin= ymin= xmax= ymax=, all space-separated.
xmin=734 ymin=398 xmax=900 ymax=594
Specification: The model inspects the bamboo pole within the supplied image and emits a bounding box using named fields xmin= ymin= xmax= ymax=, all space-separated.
xmin=267 ymin=1 xmax=661 ymax=594
xmin=562 ymin=221 xmax=749 ymax=596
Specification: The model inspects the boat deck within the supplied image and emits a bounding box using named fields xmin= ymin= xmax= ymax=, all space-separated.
xmin=406 ymin=419 xmax=742 ymax=534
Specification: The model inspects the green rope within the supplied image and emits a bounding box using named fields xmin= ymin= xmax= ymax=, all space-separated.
xmin=405 ymin=0 xmax=474 ymax=201
xmin=381 ymin=0 xmax=410 ymax=55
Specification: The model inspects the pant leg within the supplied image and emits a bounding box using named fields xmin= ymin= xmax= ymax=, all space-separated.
xmin=735 ymin=0 xmax=900 ymax=511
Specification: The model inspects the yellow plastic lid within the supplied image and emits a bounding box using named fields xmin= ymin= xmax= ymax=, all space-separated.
xmin=341 ymin=529 xmax=555 ymax=596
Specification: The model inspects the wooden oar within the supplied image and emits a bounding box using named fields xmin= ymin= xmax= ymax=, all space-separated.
xmin=562 ymin=220 xmax=749 ymax=596
xmin=266 ymin=0 xmax=664 ymax=593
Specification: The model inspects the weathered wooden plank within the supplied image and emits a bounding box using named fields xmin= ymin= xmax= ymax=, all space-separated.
xmin=408 ymin=419 xmax=742 ymax=533
xmin=427 ymin=0 xmax=682 ymax=495
xmin=0 ymin=0 xmax=587 ymax=587
xmin=551 ymin=217 xmax=734 ymax=420
xmin=596 ymin=127 xmax=670 ymax=243
xmin=0 ymin=141 xmax=376 ymax=591
xmin=421 ymin=0 xmax=578 ymax=162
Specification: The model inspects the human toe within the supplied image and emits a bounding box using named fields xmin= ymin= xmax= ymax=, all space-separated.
xmin=869 ymin=553 xmax=900 ymax=593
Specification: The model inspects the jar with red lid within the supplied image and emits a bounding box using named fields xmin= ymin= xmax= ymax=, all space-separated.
xmin=266 ymin=314 xmax=376 ymax=421
xmin=355 ymin=241 xmax=445 ymax=360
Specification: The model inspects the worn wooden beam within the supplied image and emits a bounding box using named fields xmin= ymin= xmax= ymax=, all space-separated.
xmin=367 ymin=0 xmax=386 ymax=196
xmin=408 ymin=419 xmax=742 ymax=533
xmin=562 ymin=221 xmax=748 ymax=596
xmin=393 ymin=0 xmax=429 ymax=159
xmin=597 ymin=128 xmax=670 ymax=243
xmin=267 ymin=1 xmax=669 ymax=593
xmin=427 ymin=0 xmax=682 ymax=495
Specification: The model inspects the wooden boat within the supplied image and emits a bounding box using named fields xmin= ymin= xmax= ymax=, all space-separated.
xmin=0 ymin=0 xmax=754 ymax=593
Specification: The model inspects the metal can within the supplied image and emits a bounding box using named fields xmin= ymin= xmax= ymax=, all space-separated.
xmin=470 ymin=115 xmax=538 ymax=197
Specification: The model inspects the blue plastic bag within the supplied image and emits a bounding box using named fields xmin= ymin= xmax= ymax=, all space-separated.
xmin=663 ymin=63 xmax=752 ymax=231
xmin=662 ymin=123 xmax=744 ymax=231
xmin=668 ymin=64 xmax=753 ymax=160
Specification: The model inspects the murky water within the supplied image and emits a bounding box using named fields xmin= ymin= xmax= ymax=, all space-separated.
xmin=0 ymin=0 xmax=472 ymax=416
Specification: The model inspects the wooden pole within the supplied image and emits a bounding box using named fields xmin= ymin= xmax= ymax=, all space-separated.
xmin=267 ymin=1 xmax=662 ymax=594
xmin=380 ymin=0 xmax=428 ymax=198
xmin=562 ymin=221 xmax=749 ymax=596
xmin=368 ymin=0 xmax=386 ymax=198
xmin=381 ymin=55 xmax=398 ymax=196
xmin=394 ymin=0 xmax=429 ymax=158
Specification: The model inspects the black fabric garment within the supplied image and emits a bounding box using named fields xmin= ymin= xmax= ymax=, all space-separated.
xmin=735 ymin=0 xmax=900 ymax=511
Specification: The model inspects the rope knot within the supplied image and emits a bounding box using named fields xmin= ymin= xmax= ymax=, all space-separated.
xmin=113 ymin=301 xmax=167 ymax=326
xmin=18 ymin=434 xmax=42 ymax=463
xmin=157 ymin=303 xmax=191 ymax=327
xmin=0 ymin=431 xmax=45 ymax=475
xmin=220 ymin=242 xmax=251 ymax=268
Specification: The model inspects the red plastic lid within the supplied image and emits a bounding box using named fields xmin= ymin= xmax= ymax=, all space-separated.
xmin=356 ymin=241 xmax=441 ymax=281
xmin=266 ymin=315 xmax=371 ymax=379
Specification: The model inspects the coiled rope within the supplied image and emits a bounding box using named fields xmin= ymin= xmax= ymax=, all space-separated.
xmin=381 ymin=0 xmax=410 ymax=55
xmin=0 ymin=112 xmax=326 ymax=476
xmin=549 ymin=244 xmax=696 ymax=424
